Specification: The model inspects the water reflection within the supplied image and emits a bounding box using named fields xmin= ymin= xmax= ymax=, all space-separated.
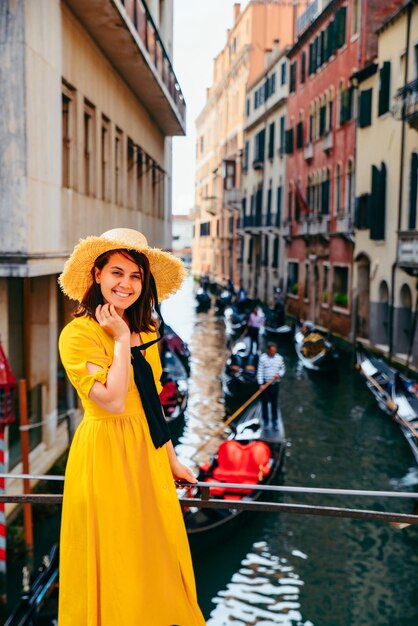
xmin=163 ymin=276 xmax=418 ymax=626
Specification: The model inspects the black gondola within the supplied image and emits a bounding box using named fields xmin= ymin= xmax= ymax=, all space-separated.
xmin=214 ymin=289 xmax=233 ymax=316
xmin=294 ymin=320 xmax=339 ymax=371
xmin=5 ymin=544 xmax=59 ymax=626
xmin=160 ymin=349 xmax=188 ymax=423
xmin=160 ymin=324 xmax=191 ymax=376
xmin=223 ymin=304 xmax=247 ymax=338
xmin=263 ymin=308 xmax=292 ymax=339
xmin=220 ymin=336 xmax=259 ymax=413
xmin=195 ymin=288 xmax=211 ymax=311
xmin=182 ymin=404 xmax=286 ymax=552
xmin=356 ymin=343 xmax=418 ymax=463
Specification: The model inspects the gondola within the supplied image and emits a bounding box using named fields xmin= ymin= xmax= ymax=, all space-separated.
xmin=195 ymin=288 xmax=211 ymax=311
xmin=220 ymin=336 xmax=259 ymax=413
xmin=160 ymin=324 xmax=191 ymax=376
xmin=160 ymin=349 xmax=188 ymax=423
xmin=356 ymin=343 xmax=418 ymax=463
xmin=263 ymin=308 xmax=292 ymax=339
xmin=214 ymin=289 xmax=233 ymax=316
xmin=224 ymin=304 xmax=247 ymax=338
xmin=294 ymin=320 xmax=339 ymax=371
xmin=5 ymin=544 xmax=59 ymax=626
xmin=182 ymin=403 xmax=286 ymax=552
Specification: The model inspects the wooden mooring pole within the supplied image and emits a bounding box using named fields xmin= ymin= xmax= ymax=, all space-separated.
xmin=18 ymin=380 xmax=34 ymax=556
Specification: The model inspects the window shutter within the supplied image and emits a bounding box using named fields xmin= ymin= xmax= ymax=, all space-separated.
xmin=297 ymin=121 xmax=304 ymax=149
xmin=268 ymin=123 xmax=275 ymax=159
xmin=290 ymin=62 xmax=296 ymax=93
xmin=408 ymin=153 xmax=418 ymax=230
xmin=321 ymin=179 xmax=330 ymax=215
xmin=336 ymin=7 xmax=347 ymax=49
xmin=267 ymin=188 xmax=272 ymax=225
xmin=301 ymin=51 xmax=306 ymax=83
xmin=369 ymin=165 xmax=380 ymax=239
xmin=378 ymin=61 xmax=391 ymax=116
xmin=285 ymin=128 xmax=294 ymax=154
xmin=319 ymin=106 xmax=327 ymax=136
xmin=359 ymin=89 xmax=373 ymax=128
xmin=276 ymin=186 xmax=282 ymax=226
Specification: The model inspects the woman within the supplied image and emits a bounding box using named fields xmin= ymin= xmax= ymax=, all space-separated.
xmin=58 ymin=228 xmax=205 ymax=625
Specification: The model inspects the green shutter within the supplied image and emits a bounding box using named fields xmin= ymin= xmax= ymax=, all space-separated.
xmin=370 ymin=165 xmax=379 ymax=239
xmin=408 ymin=153 xmax=418 ymax=230
xmin=337 ymin=7 xmax=347 ymax=49
xmin=359 ymin=89 xmax=373 ymax=128
xmin=285 ymin=129 xmax=294 ymax=154
xmin=378 ymin=61 xmax=391 ymax=116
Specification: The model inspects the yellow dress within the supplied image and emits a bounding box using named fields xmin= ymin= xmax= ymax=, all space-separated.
xmin=58 ymin=316 xmax=205 ymax=626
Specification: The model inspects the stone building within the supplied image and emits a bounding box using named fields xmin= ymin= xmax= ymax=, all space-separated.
xmin=192 ymin=0 xmax=299 ymax=289
xmin=0 ymin=0 xmax=185 ymax=500
xmin=284 ymin=0 xmax=404 ymax=338
xmin=353 ymin=0 xmax=418 ymax=365
xmin=240 ymin=45 xmax=289 ymax=304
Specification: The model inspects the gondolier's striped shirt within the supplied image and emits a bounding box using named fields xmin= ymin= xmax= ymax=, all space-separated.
xmin=257 ymin=353 xmax=286 ymax=385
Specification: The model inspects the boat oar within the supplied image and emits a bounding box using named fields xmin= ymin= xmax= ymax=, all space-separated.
xmin=355 ymin=363 xmax=397 ymax=412
xmin=191 ymin=376 xmax=278 ymax=459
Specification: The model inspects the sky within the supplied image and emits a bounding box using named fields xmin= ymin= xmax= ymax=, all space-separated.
xmin=172 ymin=0 xmax=249 ymax=215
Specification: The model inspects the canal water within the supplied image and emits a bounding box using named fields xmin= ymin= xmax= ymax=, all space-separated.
xmin=6 ymin=275 xmax=418 ymax=625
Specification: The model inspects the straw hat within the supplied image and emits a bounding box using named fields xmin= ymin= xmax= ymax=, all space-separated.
xmin=59 ymin=228 xmax=186 ymax=302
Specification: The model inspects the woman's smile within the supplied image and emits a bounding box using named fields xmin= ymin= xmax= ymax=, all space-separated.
xmin=94 ymin=252 xmax=143 ymax=312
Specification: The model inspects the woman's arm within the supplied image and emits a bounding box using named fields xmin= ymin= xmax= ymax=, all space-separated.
xmin=166 ymin=441 xmax=197 ymax=483
xmin=87 ymin=304 xmax=131 ymax=413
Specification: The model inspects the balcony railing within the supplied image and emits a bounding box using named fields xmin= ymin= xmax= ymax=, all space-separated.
xmin=304 ymin=143 xmax=313 ymax=161
xmin=392 ymin=78 xmax=418 ymax=130
xmin=335 ymin=212 xmax=352 ymax=234
xmin=201 ymin=196 xmax=218 ymax=215
xmin=322 ymin=132 xmax=333 ymax=153
xmin=309 ymin=215 xmax=330 ymax=236
xmin=66 ymin=0 xmax=186 ymax=135
xmin=242 ymin=213 xmax=281 ymax=229
xmin=398 ymin=230 xmax=418 ymax=271
xmin=223 ymin=188 xmax=241 ymax=208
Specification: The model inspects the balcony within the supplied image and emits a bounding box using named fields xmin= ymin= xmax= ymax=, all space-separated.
xmin=281 ymin=220 xmax=292 ymax=238
xmin=304 ymin=143 xmax=313 ymax=161
xmin=298 ymin=220 xmax=310 ymax=236
xmin=223 ymin=188 xmax=241 ymax=209
xmin=398 ymin=231 xmax=418 ymax=275
xmin=309 ymin=215 xmax=330 ymax=236
xmin=322 ymin=131 xmax=334 ymax=154
xmin=335 ymin=212 xmax=352 ymax=234
xmin=201 ymin=196 xmax=218 ymax=215
xmin=392 ymin=78 xmax=418 ymax=131
xmin=65 ymin=0 xmax=186 ymax=136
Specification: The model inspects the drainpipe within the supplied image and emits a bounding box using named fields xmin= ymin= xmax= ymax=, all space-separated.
xmin=388 ymin=2 xmax=412 ymax=360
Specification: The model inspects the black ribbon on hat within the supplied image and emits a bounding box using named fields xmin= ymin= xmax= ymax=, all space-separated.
xmin=130 ymin=274 xmax=171 ymax=449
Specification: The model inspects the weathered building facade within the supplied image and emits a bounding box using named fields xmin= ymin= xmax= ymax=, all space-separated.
xmin=0 ymin=0 xmax=185 ymax=501
xmin=192 ymin=0 xmax=298 ymax=289
xmin=240 ymin=45 xmax=289 ymax=304
xmin=353 ymin=0 xmax=418 ymax=365
xmin=284 ymin=0 xmax=405 ymax=338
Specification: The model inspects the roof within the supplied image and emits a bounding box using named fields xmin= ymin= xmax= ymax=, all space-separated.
xmin=377 ymin=0 xmax=418 ymax=34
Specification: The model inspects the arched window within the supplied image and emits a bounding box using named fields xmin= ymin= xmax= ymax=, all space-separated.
xmin=379 ymin=280 xmax=389 ymax=303
xmin=400 ymin=283 xmax=412 ymax=309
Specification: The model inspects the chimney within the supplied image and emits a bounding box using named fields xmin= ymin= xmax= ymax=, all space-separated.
xmin=234 ymin=3 xmax=241 ymax=23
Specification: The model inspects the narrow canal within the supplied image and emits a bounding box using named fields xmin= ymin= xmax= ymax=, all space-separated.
xmin=6 ymin=275 xmax=418 ymax=625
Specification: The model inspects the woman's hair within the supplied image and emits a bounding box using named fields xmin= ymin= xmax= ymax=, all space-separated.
xmin=74 ymin=249 xmax=156 ymax=333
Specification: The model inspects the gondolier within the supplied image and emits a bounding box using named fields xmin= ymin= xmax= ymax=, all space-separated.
xmin=257 ymin=342 xmax=285 ymax=429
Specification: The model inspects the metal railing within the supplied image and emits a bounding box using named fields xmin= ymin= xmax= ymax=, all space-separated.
xmin=2 ymin=474 xmax=417 ymax=525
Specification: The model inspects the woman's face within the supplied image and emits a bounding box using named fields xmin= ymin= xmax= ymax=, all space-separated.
xmin=94 ymin=252 xmax=143 ymax=312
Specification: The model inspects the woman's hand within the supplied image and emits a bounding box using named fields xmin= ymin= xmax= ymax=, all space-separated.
xmin=95 ymin=303 xmax=130 ymax=341
xmin=170 ymin=459 xmax=197 ymax=484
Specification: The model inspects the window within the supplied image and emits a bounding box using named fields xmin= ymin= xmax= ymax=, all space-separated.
xmin=253 ymin=129 xmax=265 ymax=167
xmin=340 ymin=86 xmax=353 ymax=125
xmin=101 ymin=116 xmax=111 ymax=201
xmin=301 ymin=51 xmax=306 ymax=83
xmin=321 ymin=170 xmax=330 ymax=215
xmin=287 ymin=261 xmax=299 ymax=296
xmin=335 ymin=164 xmax=342 ymax=214
xmin=408 ymin=153 xmax=418 ymax=230
xmin=335 ymin=6 xmax=347 ymax=49
xmin=266 ymin=187 xmax=272 ymax=225
xmin=296 ymin=120 xmax=304 ymax=149
xmin=262 ymin=235 xmax=269 ymax=267
xmin=136 ymin=148 xmax=144 ymax=212
xmin=279 ymin=115 xmax=286 ymax=154
xmin=200 ymin=222 xmax=210 ymax=236
xmin=276 ymin=186 xmax=282 ymax=227
xmin=247 ymin=237 xmax=253 ymax=264
xmin=281 ymin=62 xmax=286 ymax=85
xmin=358 ymin=89 xmax=373 ymax=128
xmin=114 ymin=127 xmax=123 ymax=205
xmin=246 ymin=98 xmax=250 ymax=117
xmin=268 ymin=122 xmax=275 ymax=159
xmin=355 ymin=193 xmax=370 ymax=229
xmin=127 ymin=138 xmax=136 ymax=209
xmin=290 ymin=62 xmax=297 ymax=93
xmin=333 ymin=266 xmax=349 ymax=308
xmin=243 ymin=141 xmax=249 ymax=171
xmin=83 ymin=100 xmax=96 ymax=196
xmin=285 ymin=128 xmax=294 ymax=154
xmin=346 ymin=159 xmax=355 ymax=215
xmin=378 ymin=61 xmax=391 ymax=116
xmin=62 ymin=84 xmax=75 ymax=189
xmin=272 ymin=236 xmax=279 ymax=268
xmin=369 ymin=163 xmax=386 ymax=240
xmin=319 ymin=105 xmax=327 ymax=136
xmin=352 ymin=0 xmax=359 ymax=35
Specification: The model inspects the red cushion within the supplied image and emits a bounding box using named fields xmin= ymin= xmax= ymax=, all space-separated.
xmin=212 ymin=440 xmax=271 ymax=484
xmin=159 ymin=381 xmax=178 ymax=404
